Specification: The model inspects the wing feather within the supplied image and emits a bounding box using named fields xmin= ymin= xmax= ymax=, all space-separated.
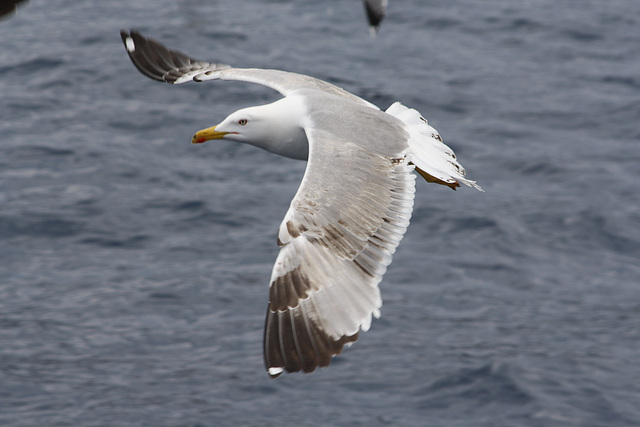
xmin=120 ymin=30 xmax=377 ymax=108
xmin=264 ymin=127 xmax=415 ymax=376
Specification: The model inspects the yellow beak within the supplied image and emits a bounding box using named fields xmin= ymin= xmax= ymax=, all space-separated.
xmin=191 ymin=125 xmax=228 ymax=144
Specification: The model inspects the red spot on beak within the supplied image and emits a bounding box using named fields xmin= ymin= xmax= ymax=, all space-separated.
xmin=193 ymin=137 xmax=206 ymax=144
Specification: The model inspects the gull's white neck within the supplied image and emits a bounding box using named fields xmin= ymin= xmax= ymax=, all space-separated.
xmin=242 ymin=96 xmax=309 ymax=160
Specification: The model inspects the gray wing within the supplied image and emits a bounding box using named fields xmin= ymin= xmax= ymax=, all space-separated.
xmin=264 ymin=118 xmax=416 ymax=377
xmin=120 ymin=30 xmax=377 ymax=109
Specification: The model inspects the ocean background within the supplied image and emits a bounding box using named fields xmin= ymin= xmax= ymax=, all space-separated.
xmin=1 ymin=0 xmax=639 ymax=425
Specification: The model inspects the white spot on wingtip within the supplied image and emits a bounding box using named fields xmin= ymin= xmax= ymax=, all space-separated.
xmin=125 ymin=37 xmax=135 ymax=53
xmin=268 ymin=366 xmax=284 ymax=376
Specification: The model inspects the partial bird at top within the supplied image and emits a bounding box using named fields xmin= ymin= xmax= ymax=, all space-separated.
xmin=0 ymin=0 xmax=28 ymax=21
xmin=120 ymin=30 xmax=481 ymax=378
xmin=363 ymin=0 xmax=388 ymax=36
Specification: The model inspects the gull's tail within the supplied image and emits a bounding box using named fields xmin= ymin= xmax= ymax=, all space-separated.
xmin=386 ymin=102 xmax=483 ymax=191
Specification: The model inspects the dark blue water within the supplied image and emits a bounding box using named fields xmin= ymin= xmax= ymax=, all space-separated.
xmin=2 ymin=1 xmax=640 ymax=426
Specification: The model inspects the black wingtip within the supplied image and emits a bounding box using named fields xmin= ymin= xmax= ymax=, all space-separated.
xmin=120 ymin=29 xmax=200 ymax=84
xmin=120 ymin=29 xmax=133 ymax=53
xmin=120 ymin=29 xmax=162 ymax=82
xmin=119 ymin=29 xmax=133 ymax=46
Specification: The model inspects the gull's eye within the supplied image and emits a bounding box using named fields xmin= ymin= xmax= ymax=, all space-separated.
xmin=238 ymin=119 xmax=247 ymax=126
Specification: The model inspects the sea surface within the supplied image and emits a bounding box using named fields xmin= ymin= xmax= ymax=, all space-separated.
xmin=1 ymin=1 xmax=639 ymax=426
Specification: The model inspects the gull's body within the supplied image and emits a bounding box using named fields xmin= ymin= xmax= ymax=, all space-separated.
xmin=121 ymin=30 xmax=481 ymax=378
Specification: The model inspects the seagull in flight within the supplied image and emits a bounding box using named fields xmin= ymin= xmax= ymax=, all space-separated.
xmin=120 ymin=30 xmax=481 ymax=378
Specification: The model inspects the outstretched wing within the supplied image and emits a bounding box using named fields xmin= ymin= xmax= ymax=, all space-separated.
xmin=120 ymin=30 xmax=377 ymax=108
xmin=264 ymin=120 xmax=416 ymax=377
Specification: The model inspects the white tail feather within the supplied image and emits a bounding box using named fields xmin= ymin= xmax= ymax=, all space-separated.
xmin=386 ymin=102 xmax=483 ymax=191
